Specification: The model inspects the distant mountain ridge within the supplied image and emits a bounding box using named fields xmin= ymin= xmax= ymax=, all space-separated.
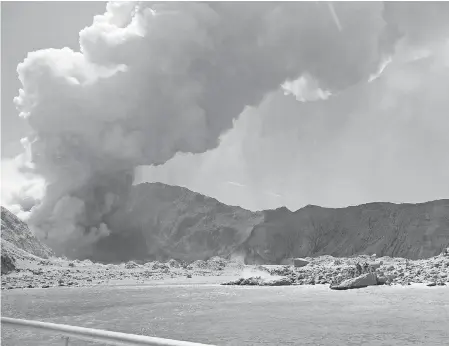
xmin=240 ymin=199 xmax=449 ymax=264
xmin=2 ymin=183 xmax=448 ymax=264
xmin=93 ymin=183 xmax=449 ymax=263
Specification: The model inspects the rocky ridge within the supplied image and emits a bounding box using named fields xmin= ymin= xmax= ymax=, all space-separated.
xmin=4 ymin=184 xmax=448 ymax=264
xmin=1 ymin=207 xmax=54 ymax=259
xmin=90 ymin=183 xmax=449 ymax=263
xmin=92 ymin=183 xmax=264 ymax=263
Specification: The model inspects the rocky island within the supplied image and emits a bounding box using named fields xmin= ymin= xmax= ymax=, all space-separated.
xmin=2 ymin=190 xmax=448 ymax=291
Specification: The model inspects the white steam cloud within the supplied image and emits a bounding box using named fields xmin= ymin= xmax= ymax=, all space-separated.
xmin=10 ymin=2 xmax=400 ymax=258
xmin=282 ymin=74 xmax=332 ymax=102
xmin=1 ymin=154 xmax=46 ymax=221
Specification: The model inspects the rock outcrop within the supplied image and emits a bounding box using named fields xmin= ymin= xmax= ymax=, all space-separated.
xmin=1 ymin=207 xmax=54 ymax=259
xmin=1 ymin=207 xmax=55 ymax=275
xmin=221 ymin=253 xmax=448 ymax=289
xmin=293 ymin=258 xmax=310 ymax=267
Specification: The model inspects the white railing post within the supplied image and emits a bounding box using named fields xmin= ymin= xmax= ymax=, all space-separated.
xmin=2 ymin=317 xmax=215 ymax=346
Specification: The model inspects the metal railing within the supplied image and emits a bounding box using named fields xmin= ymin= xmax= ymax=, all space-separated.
xmin=1 ymin=317 xmax=215 ymax=346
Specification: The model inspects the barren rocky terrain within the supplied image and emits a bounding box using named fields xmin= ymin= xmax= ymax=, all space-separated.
xmin=1 ymin=254 xmax=242 ymax=290
xmin=1 ymin=190 xmax=449 ymax=291
xmin=2 ymin=250 xmax=448 ymax=291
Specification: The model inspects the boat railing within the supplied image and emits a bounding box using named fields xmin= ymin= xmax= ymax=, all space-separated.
xmin=1 ymin=317 xmax=215 ymax=346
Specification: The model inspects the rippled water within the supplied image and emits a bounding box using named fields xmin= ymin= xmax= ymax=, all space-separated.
xmin=2 ymin=283 xmax=448 ymax=345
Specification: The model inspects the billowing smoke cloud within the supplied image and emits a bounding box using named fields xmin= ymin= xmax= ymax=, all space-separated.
xmin=12 ymin=1 xmax=395 ymax=258
xmin=137 ymin=2 xmax=449 ymax=211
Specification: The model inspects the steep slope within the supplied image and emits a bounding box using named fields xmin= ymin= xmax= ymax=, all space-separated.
xmin=1 ymin=207 xmax=54 ymax=259
xmin=92 ymin=183 xmax=264 ymax=263
xmin=240 ymin=200 xmax=449 ymax=263
xmin=89 ymin=183 xmax=449 ymax=263
xmin=1 ymin=206 xmax=54 ymax=274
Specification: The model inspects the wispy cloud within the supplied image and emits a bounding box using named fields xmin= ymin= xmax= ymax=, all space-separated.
xmin=368 ymin=56 xmax=393 ymax=83
xmin=264 ymin=191 xmax=282 ymax=198
xmin=327 ymin=3 xmax=342 ymax=32
xmin=226 ymin=181 xmax=246 ymax=188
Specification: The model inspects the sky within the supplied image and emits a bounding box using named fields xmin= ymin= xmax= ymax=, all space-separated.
xmin=1 ymin=1 xmax=449 ymax=217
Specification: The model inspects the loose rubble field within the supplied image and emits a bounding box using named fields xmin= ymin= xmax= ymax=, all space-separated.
xmin=1 ymin=256 xmax=244 ymax=290
xmin=222 ymin=253 xmax=449 ymax=288
xmin=2 ymin=252 xmax=449 ymax=290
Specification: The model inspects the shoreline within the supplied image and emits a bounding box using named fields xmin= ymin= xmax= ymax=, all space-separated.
xmin=3 ymin=280 xmax=448 ymax=293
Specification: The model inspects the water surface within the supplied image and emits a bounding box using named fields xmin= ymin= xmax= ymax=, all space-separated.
xmin=2 ymin=284 xmax=448 ymax=345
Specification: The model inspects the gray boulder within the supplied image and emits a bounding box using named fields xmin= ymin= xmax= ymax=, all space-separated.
xmin=167 ymin=259 xmax=181 ymax=268
xmin=377 ymin=275 xmax=389 ymax=285
xmin=125 ymin=261 xmax=139 ymax=269
xmin=1 ymin=253 xmax=16 ymax=274
xmin=293 ymin=258 xmax=310 ymax=268
xmin=330 ymin=273 xmax=378 ymax=290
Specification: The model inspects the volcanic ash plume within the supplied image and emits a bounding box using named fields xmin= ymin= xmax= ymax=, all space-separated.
xmin=13 ymin=1 xmax=389 ymax=258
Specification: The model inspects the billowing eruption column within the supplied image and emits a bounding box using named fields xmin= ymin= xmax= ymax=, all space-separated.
xmin=14 ymin=1 xmax=393 ymax=258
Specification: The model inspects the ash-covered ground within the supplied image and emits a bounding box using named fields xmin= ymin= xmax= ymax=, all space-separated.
xmin=2 ymin=252 xmax=448 ymax=291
